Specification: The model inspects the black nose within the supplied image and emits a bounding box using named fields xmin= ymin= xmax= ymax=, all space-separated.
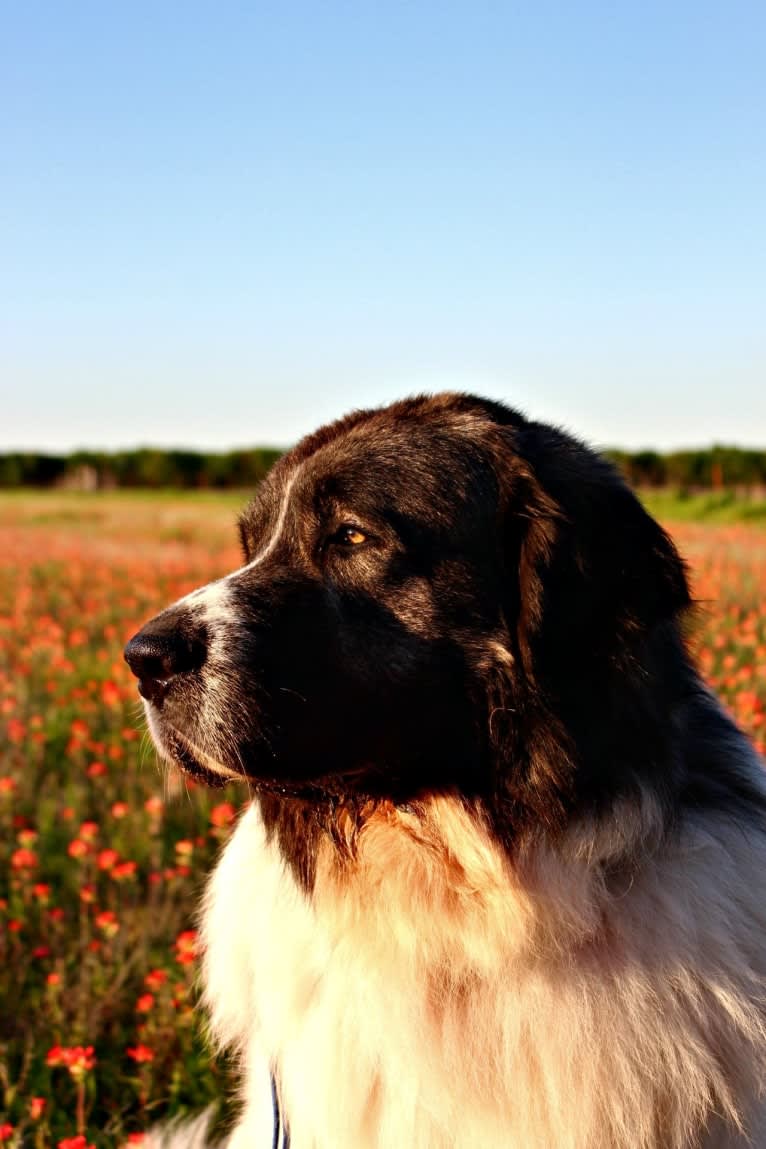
xmin=124 ymin=620 xmax=207 ymax=707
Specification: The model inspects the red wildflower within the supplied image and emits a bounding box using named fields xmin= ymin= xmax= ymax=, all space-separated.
xmin=7 ymin=717 xmax=25 ymax=742
xmin=174 ymin=929 xmax=198 ymax=965
xmin=95 ymin=909 xmax=119 ymax=936
xmin=10 ymin=847 xmax=38 ymax=869
xmin=127 ymin=1043 xmax=155 ymax=1063
xmin=29 ymin=1097 xmax=46 ymax=1120
xmin=210 ymin=801 xmax=235 ymax=827
xmin=101 ymin=679 xmax=121 ymax=705
xmin=144 ymin=968 xmax=168 ymax=990
xmin=47 ymin=1044 xmax=96 ymax=1078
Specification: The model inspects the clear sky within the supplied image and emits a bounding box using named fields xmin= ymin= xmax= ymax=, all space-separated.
xmin=2 ymin=1 xmax=764 ymax=452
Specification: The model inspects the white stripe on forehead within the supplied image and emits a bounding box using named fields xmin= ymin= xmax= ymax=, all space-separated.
xmin=242 ymin=467 xmax=301 ymax=571
xmin=174 ymin=466 xmax=301 ymax=621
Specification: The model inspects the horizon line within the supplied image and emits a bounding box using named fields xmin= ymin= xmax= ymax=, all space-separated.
xmin=2 ymin=439 xmax=766 ymax=457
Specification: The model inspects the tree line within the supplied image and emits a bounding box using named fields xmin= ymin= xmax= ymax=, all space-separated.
xmin=0 ymin=447 xmax=284 ymax=489
xmin=605 ymin=447 xmax=766 ymax=491
xmin=1 ymin=445 xmax=765 ymax=490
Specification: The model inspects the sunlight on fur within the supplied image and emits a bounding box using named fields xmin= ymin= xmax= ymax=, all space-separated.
xmin=129 ymin=394 xmax=766 ymax=1148
xmin=199 ymin=792 xmax=766 ymax=1149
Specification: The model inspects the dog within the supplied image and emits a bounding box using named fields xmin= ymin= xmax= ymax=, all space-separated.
xmin=125 ymin=393 xmax=766 ymax=1148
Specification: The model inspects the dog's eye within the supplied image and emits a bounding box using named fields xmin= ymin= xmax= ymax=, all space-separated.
xmin=332 ymin=524 xmax=368 ymax=547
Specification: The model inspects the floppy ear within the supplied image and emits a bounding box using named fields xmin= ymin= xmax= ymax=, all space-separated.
xmin=504 ymin=422 xmax=691 ymax=680
xmin=484 ymin=421 xmax=692 ymax=837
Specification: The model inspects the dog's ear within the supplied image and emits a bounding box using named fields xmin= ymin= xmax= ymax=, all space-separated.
xmin=498 ymin=422 xmax=691 ymax=680
xmin=478 ymin=418 xmax=692 ymax=837
xmin=482 ymin=421 xmax=692 ymax=836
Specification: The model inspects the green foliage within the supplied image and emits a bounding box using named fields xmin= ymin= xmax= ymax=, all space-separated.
xmin=0 ymin=455 xmax=68 ymax=487
xmin=3 ymin=442 xmax=766 ymax=492
xmin=0 ymin=448 xmax=285 ymax=490
xmin=639 ymin=488 xmax=766 ymax=524
xmin=605 ymin=445 xmax=766 ymax=490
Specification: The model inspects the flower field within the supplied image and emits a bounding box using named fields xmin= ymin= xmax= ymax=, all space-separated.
xmin=0 ymin=493 xmax=245 ymax=1147
xmin=1 ymin=492 xmax=765 ymax=1147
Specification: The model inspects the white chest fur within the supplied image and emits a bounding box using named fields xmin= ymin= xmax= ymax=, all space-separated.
xmin=202 ymin=800 xmax=766 ymax=1149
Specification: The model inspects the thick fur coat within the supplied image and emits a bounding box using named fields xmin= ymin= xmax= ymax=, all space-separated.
xmin=127 ymin=394 xmax=766 ymax=1148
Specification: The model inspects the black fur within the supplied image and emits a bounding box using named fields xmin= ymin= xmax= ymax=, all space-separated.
xmin=125 ymin=393 xmax=765 ymax=890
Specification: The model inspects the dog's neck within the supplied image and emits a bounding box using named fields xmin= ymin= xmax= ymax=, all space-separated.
xmin=257 ymin=790 xmax=404 ymax=892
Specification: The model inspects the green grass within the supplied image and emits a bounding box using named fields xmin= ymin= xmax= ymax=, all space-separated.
xmin=0 ymin=488 xmax=250 ymax=508
xmin=4 ymin=485 xmax=766 ymax=527
xmin=638 ymin=488 xmax=766 ymax=524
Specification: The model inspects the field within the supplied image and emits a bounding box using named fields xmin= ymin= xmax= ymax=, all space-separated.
xmin=640 ymin=488 xmax=766 ymax=524
xmin=1 ymin=492 xmax=765 ymax=1147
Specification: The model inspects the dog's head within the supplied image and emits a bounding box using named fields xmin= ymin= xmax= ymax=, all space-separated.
xmin=125 ymin=394 xmax=690 ymax=843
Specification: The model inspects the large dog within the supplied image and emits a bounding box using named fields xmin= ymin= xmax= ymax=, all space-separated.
xmin=125 ymin=394 xmax=766 ymax=1148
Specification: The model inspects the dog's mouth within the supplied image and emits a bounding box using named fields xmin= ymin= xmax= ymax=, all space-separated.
xmin=145 ymin=709 xmax=241 ymax=789
xmin=144 ymin=703 xmax=394 ymax=803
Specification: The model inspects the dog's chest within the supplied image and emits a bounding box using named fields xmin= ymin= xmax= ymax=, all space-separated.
xmin=202 ymin=804 xmax=510 ymax=1147
xmin=202 ymin=803 xmax=766 ymax=1149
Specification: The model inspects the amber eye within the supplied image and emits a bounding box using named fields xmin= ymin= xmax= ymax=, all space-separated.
xmin=335 ymin=524 xmax=368 ymax=546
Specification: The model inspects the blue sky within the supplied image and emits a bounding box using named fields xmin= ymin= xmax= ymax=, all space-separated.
xmin=2 ymin=1 xmax=764 ymax=451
